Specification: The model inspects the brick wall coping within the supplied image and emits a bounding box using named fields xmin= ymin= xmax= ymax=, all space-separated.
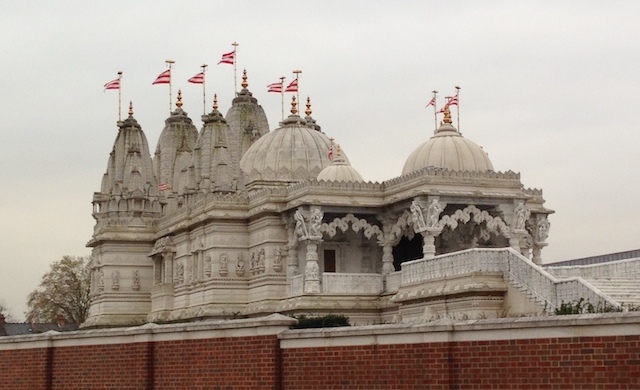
xmin=0 ymin=313 xmax=296 ymax=351
xmin=279 ymin=312 xmax=640 ymax=349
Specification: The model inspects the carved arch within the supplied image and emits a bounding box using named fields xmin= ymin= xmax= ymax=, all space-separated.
xmin=439 ymin=205 xmax=510 ymax=237
xmin=387 ymin=210 xmax=416 ymax=245
xmin=321 ymin=214 xmax=384 ymax=244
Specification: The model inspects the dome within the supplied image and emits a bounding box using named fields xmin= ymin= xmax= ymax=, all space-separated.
xmin=402 ymin=108 xmax=493 ymax=175
xmin=317 ymin=145 xmax=363 ymax=182
xmin=240 ymin=112 xmax=344 ymax=187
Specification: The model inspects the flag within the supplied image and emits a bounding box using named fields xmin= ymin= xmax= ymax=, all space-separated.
xmin=267 ymin=82 xmax=283 ymax=93
xmin=152 ymin=70 xmax=171 ymax=85
xmin=218 ymin=50 xmax=235 ymax=65
xmin=188 ymin=72 xmax=205 ymax=84
xmin=285 ymin=79 xmax=298 ymax=92
xmin=104 ymin=78 xmax=120 ymax=91
xmin=328 ymin=147 xmax=333 ymax=161
xmin=159 ymin=183 xmax=168 ymax=191
xmin=425 ymin=97 xmax=435 ymax=108
xmin=447 ymin=94 xmax=458 ymax=106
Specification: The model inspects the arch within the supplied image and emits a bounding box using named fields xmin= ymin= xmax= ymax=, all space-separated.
xmin=439 ymin=205 xmax=510 ymax=237
xmin=321 ymin=214 xmax=384 ymax=244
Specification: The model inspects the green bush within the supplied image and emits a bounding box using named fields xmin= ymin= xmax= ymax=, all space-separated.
xmin=291 ymin=314 xmax=350 ymax=329
xmin=554 ymin=298 xmax=624 ymax=315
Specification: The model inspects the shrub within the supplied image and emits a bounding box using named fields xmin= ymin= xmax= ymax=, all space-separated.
xmin=291 ymin=314 xmax=350 ymax=329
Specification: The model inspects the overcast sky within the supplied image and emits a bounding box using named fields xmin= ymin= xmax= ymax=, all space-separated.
xmin=1 ymin=1 xmax=638 ymax=320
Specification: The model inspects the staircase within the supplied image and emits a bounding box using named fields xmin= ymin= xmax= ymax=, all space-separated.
xmin=584 ymin=279 xmax=640 ymax=308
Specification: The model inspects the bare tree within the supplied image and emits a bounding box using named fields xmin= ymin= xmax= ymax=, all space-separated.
xmin=26 ymin=256 xmax=92 ymax=324
xmin=0 ymin=301 xmax=13 ymax=322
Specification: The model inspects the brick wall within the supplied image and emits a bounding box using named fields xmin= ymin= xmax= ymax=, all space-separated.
xmin=1 ymin=313 xmax=639 ymax=389
xmin=281 ymin=336 xmax=640 ymax=389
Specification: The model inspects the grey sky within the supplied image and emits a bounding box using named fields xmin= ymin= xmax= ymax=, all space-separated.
xmin=1 ymin=1 xmax=638 ymax=320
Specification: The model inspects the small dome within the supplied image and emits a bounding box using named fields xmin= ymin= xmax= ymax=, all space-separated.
xmin=402 ymin=121 xmax=493 ymax=175
xmin=240 ymin=114 xmax=341 ymax=186
xmin=317 ymin=145 xmax=363 ymax=182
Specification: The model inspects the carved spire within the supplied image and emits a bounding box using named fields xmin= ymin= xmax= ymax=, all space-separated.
xmin=291 ymin=96 xmax=298 ymax=115
xmin=442 ymin=102 xmax=452 ymax=124
xmin=128 ymin=101 xmax=134 ymax=117
xmin=176 ymin=90 xmax=183 ymax=108
xmin=213 ymin=94 xmax=218 ymax=111
xmin=305 ymin=96 xmax=312 ymax=116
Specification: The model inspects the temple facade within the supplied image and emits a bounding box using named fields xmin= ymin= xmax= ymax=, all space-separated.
xmin=84 ymin=73 xmax=568 ymax=327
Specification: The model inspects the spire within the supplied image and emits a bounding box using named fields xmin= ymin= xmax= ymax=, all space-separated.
xmin=175 ymin=90 xmax=183 ymax=109
xmin=304 ymin=96 xmax=321 ymax=131
xmin=213 ymin=94 xmax=218 ymax=111
xmin=241 ymin=69 xmax=248 ymax=89
xmin=442 ymin=103 xmax=452 ymax=124
xmin=290 ymin=96 xmax=298 ymax=115
xmin=305 ymin=96 xmax=312 ymax=116
xmin=128 ymin=101 xmax=134 ymax=117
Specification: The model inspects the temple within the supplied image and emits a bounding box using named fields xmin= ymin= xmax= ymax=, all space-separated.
xmin=84 ymin=72 xmax=632 ymax=328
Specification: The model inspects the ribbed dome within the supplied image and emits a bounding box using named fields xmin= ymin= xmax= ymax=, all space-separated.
xmin=402 ymin=122 xmax=493 ymax=175
xmin=240 ymin=114 xmax=343 ymax=186
xmin=317 ymin=146 xmax=363 ymax=182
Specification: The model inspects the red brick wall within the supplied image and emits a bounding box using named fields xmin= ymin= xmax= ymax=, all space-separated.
xmin=1 ymin=332 xmax=639 ymax=389
xmin=153 ymin=335 xmax=280 ymax=389
xmin=0 ymin=347 xmax=49 ymax=389
xmin=50 ymin=342 xmax=151 ymax=390
xmin=281 ymin=335 xmax=640 ymax=390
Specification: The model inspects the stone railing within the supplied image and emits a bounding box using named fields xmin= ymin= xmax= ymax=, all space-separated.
xmin=385 ymin=272 xmax=402 ymax=293
xmin=322 ymin=273 xmax=383 ymax=295
xmin=400 ymin=248 xmax=618 ymax=311
xmin=546 ymin=258 xmax=640 ymax=280
xmin=290 ymin=275 xmax=304 ymax=296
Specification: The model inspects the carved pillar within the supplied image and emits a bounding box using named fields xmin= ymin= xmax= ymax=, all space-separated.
xmin=303 ymin=238 xmax=322 ymax=294
xmin=411 ymin=197 xmax=445 ymax=260
xmin=381 ymin=243 xmax=394 ymax=275
xmin=531 ymin=214 xmax=550 ymax=265
xmin=162 ymin=252 xmax=174 ymax=284
xmin=422 ymin=231 xmax=437 ymax=259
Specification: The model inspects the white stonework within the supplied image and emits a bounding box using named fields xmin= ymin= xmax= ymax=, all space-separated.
xmin=86 ymin=82 xmax=638 ymax=328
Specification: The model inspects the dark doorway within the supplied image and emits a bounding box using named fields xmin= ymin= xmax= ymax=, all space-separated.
xmin=392 ymin=235 xmax=423 ymax=271
xmin=324 ymin=249 xmax=336 ymax=272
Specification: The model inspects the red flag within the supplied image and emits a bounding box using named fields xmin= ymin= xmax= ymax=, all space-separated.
xmin=447 ymin=94 xmax=458 ymax=106
xmin=285 ymin=79 xmax=298 ymax=92
xmin=188 ymin=72 xmax=205 ymax=84
xmin=159 ymin=183 xmax=168 ymax=191
xmin=104 ymin=78 xmax=120 ymax=91
xmin=152 ymin=70 xmax=171 ymax=85
xmin=425 ymin=97 xmax=435 ymax=108
xmin=267 ymin=82 xmax=283 ymax=93
xmin=218 ymin=50 xmax=235 ymax=65
xmin=328 ymin=147 xmax=333 ymax=161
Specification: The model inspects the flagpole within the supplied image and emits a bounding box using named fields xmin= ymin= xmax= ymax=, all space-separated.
xmin=293 ymin=69 xmax=302 ymax=110
xmin=166 ymin=60 xmax=175 ymax=114
xmin=280 ymin=76 xmax=286 ymax=120
xmin=201 ymin=64 xmax=208 ymax=115
xmin=455 ymin=86 xmax=461 ymax=133
xmin=117 ymin=71 xmax=123 ymax=121
xmin=432 ymin=90 xmax=438 ymax=132
xmin=232 ymin=41 xmax=239 ymax=95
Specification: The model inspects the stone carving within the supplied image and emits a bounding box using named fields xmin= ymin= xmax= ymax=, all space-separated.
xmin=440 ymin=205 xmax=510 ymax=237
xmin=204 ymin=256 xmax=212 ymax=277
xmin=410 ymin=200 xmax=426 ymax=232
xmin=236 ymin=253 xmax=245 ymax=276
xmin=175 ymin=262 xmax=184 ymax=284
xmin=513 ymin=202 xmax=530 ymax=231
xmin=111 ymin=270 xmax=120 ymax=291
xmin=536 ymin=217 xmax=550 ymax=242
xmin=273 ymin=246 xmax=284 ymax=272
xmin=321 ymin=213 xmax=384 ymax=244
xmin=426 ymin=199 xmax=444 ymax=229
xmin=308 ymin=207 xmax=323 ymax=238
xmin=98 ymin=269 xmax=105 ymax=291
xmin=132 ymin=270 xmax=140 ymax=291
xmin=294 ymin=209 xmax=308 ymax=238
xmin=257 ymin=248 xmax=265 ymax=272
xmin=219 ymin=253 xmax=228 ymax=276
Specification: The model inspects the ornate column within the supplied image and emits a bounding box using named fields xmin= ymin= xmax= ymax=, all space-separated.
xmin=294 ymin=206 xmax=324 ymax=294
xmin=162 ymin=252 xmax=174 ymax=284
xmin=510 ymin=200 xmax=530 ymax=251
xmin=531 ymin=214 xmax=550 ymax=265
xmin=410 ymin=197 xmax=445 ymax=259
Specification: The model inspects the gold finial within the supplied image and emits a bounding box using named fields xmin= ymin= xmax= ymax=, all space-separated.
xmin=128 ymin=101 xmax=134 ymax=117
xmin=213 ymin=94 xmax=218 ymax=111
xmin=241 ymin=69 xmax=248 ymax=89
xmin=291 ymin=96 xmax=298 ymax=115
xmin=443 ymin=103 xmax=452 ymax=124
xmin=337 ymin=144 xmax=342 ymax=157
xmin=176 ymin=90 xmax=183 ymax=108
xmin=305 ymin=96 xmax=312 ymax=116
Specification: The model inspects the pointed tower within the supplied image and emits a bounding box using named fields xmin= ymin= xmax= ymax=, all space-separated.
xmin=193 ymin=95 xmax=235 ymax=193
xmin=153 ymin=91 xmax=199 ymax=209
xmin=86 ymin=102 xmax=162 ymax=327
xmin=225 ymin=70 xmax=270 ymax=190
